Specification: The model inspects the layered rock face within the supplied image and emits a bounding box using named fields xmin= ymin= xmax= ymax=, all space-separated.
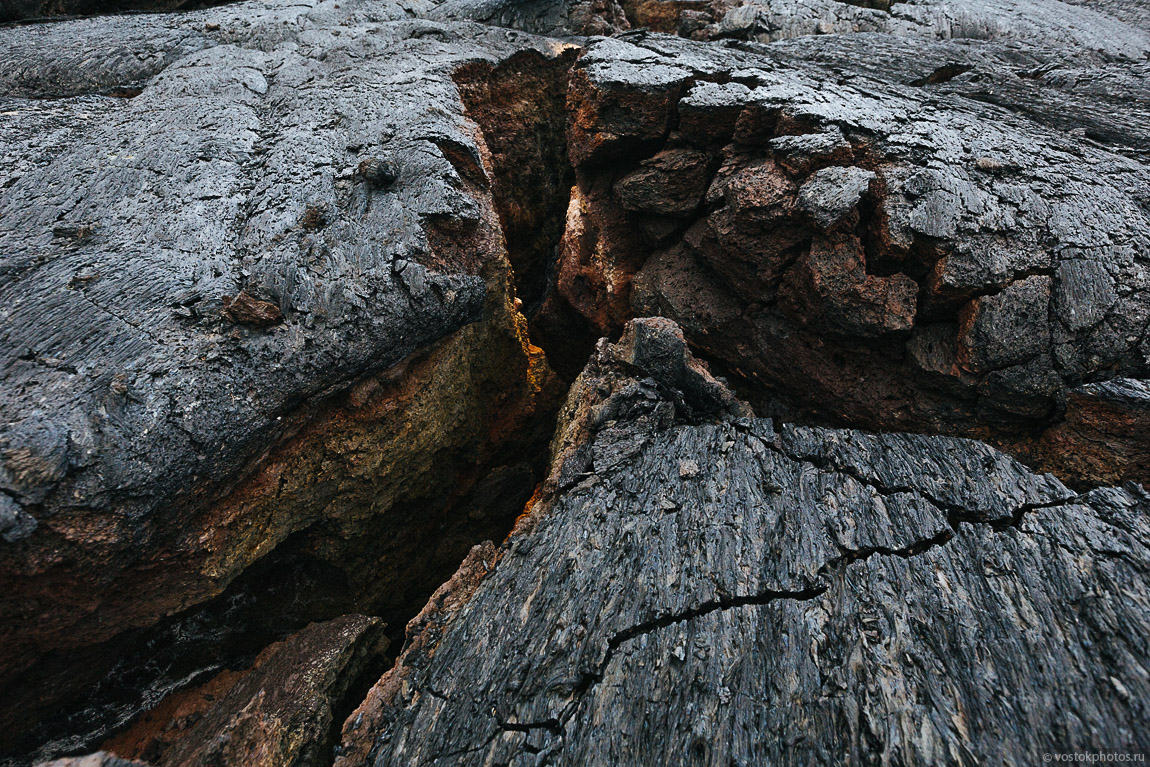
xmin=106 ymin=615 xmax=388 ymax=767
xmin=338 ymin=319 xmax=1150 ymax=765
xmin=0 ymin=2 xmax=565 ymax=760
xmin=537 ymin=25 xmax=1150 ymax=485
xmin=1 ymin=0 xmax=1148 ymax=765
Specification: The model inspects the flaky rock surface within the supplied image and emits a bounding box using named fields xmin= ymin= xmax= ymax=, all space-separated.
xmin=339 ymin=318 xmax=1149 ymax=766
xmin=2 ymin=0 xmax=1149 ymax=763
xmin=532 ymin=13 xmax=1150 ymax=485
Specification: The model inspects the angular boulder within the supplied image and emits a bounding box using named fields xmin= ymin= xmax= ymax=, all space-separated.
xmin=337 ymin=318 xmax=1150 ymax=766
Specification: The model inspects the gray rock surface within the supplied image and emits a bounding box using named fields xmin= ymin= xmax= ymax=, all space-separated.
xmin=2 ymin=0 xmax=1149 ymax=763
xmin=0 ymin=0 xmax=564 ymax=758
xmin=339 ymin=319 xmax=1149 ymax=766
xmin=543 ymin=25 xmax=1150 ymax=466
xmin=797 ymin=165 xmax=876 ymax=229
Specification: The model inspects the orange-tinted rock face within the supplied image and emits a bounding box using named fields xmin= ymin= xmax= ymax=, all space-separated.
xmin=105 ymin=615 xmax=388 ymax=767
xmin=1028 ymin=380 xmax=1150 ymax=489
xmin=780 ymin=234 xmax=917 ymax=338
xmin=530 ymin=36 xmax=1149 ymax=487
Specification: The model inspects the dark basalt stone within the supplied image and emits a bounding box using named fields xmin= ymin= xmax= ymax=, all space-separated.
xmin=338 ymin=319 xmax=1149 ymax=766
xmin=3 ymin=0 xmax=1149 ymax=764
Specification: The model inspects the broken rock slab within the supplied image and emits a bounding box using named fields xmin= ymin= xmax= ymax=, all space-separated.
xmin=532 ymin=29 xmax=1150 ymax=485
xmin=0 ymin=1 xmax=564 ymax=758
xmin=102 ymin=614 xmax=388 ymax=767
xmin=337 ymin=317 xmax=1149 ymax=766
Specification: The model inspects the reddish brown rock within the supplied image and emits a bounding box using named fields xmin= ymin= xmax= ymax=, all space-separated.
xmin=105 ymin=615 xmax=387 ymax=767
xmin=220 ymin=292 xmax=283 ymax=328
xmin=1029 ymin=379 xmax=1150 ymax=488
xmin=566 ymin=60 xmax=689 ymax=167
xmin=614 ymin=149 xmax=713 ymax=218
xmin=781 ymin=234 xmax=917 ymax=338
xmin=618 ymin=0 xmax=709 ymax=33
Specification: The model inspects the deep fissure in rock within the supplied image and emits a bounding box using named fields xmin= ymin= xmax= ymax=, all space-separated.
xmin=454 ymin=49 xmax=579 ymax=317
xmin=3 ymin=277 xmax=564 ymax=765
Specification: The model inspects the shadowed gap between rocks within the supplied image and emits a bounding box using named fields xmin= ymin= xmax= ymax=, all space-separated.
xmin=0 ymin=0 xmax=233 ymax=25
xmin=5 ymin=482 xmax=541 ymax=765
xmin=453 ymin=47 xmax=607 ymax=382
xmin=8 ymin=18 xmax=1150 ymax=767
xmin=3 ymin=288 xmax=566 ymax=766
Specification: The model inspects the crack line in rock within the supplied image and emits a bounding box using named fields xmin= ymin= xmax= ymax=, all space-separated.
xmin=554 ymin=584 xmax=828 ymax=735
xmin=747 ymin=426 xmax=1073 ymax=528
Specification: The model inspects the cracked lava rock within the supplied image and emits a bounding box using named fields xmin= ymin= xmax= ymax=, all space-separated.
xmin=337 ymin=319 xmax=1150 ymax=765
xmin=0 ymin=0 xmax=1148 ymax=764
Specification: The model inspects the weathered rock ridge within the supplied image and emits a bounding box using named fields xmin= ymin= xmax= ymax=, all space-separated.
xmin=338 ymin=318 xmax=1150 ymax=765
xmin=0 ymin=0 xmax=1147 ymax=764
xmin=1 ymin=2 xmax=566 ymax=760
xmin=535 ymin=28 xmax=1150 ymax=486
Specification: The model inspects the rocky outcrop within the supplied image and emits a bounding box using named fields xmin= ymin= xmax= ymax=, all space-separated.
xmin=0 ymin=2 xmax=564 ymax=759
xmin=337 ymin=318 xmax=1150 ymax=765
xmin=532 ymin=21 xmax=1150 ymax=485
xmin=3 ymin=0 xmax=1149 ymax=763
xmin=594 ymin=0 xmax=1150 ymax=53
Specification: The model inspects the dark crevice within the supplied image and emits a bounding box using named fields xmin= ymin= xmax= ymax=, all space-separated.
xmin=454 ymin=49 xmax=579 ymax=315
xmin=496 ymin=716 xmax=565 ymax=736
xmin=833 ymin=0 xmax=897 ymax=10
xmin=744 ymin=423 xmax=1075 ymax=528
xmin=909 ymin=63 xmax=974 ymax=87
xmin=4 ymin=456 xmax=546 ymax=764
xmin=453 ymin=49 xmax=613 ymax=383
xmin=325 ymin=648 xmax=395 ymax=767
xmin=816 ymin=528 xmax=957 ymax=578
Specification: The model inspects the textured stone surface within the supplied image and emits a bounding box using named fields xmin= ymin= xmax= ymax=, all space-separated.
xmin=532 ymin=25 xmax=1150 ymax=483
xmin=3 ymin=0 xmax=1150 ymax=763
xmin=0 ymin=1 xmax=564 ymax=759
xmin=105 ymin=614 xmax=387 ymax=767
xmin=338 ymin=319 xmax=1149 ymax=766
